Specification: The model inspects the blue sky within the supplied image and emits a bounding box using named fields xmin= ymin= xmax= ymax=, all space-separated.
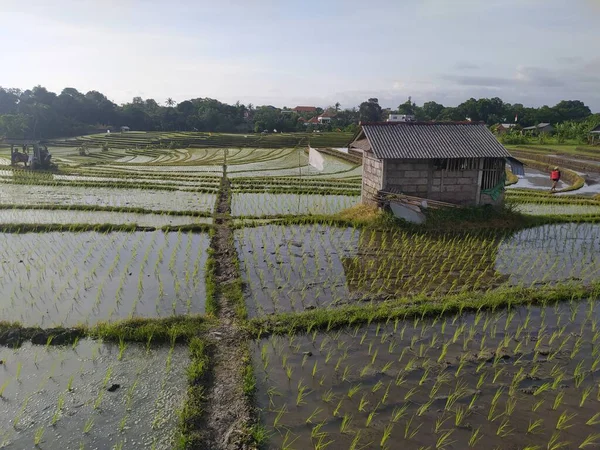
xmin=2 ymin=0 xmax=599 ymax=111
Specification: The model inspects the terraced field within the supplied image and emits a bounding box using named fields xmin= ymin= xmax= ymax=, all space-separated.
xmin=0 ymin=133 xmax=599 ymax=449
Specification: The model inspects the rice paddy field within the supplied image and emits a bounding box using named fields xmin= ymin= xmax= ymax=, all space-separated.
xmin=0 ymin=133 xmax=600 ymax=449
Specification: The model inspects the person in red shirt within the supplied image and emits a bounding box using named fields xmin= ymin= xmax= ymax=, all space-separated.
xmin=551 ymin=166 xmax=561 ymax=192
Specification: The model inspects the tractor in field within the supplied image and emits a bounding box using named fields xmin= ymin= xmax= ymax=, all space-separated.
xmin=5 ymin=139 xmax=57 ymax=171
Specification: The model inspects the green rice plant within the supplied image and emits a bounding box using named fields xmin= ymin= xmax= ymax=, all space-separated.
xmin=436 ymin=429 xmax=455 ymax=449
xmin=533 ymin=382 xmax=552 ymax=396
xmin=547 ymin=430 xmax=569 ymax=450
xmin=586 ymin=412 xmax=600 ymax=426
xmin=392 ymin=404 xmax=409 ymax=423
xmin=296 ymin=380 xmax=311 ymax=406
xmin=281 ymin=430 xmax=298 ymax=450
xmin=404 ymin=415 xmax=423 ymax=440
xmin=333 ymin=398 xmax=344 ymax=417
xmin=380 ymin=422 xmax=394 ymax=448
xmin=528 ymin=418 xmax=544 ymax=434
xmin=83 ymin=417 xmax=94 ymax=434
xmin=347 ymin=383 xmax=361 ymax=399
xmin=365 ymin=408 xmax=377 ymax=427
xmin=272 ymin=404 xmax=287 ymax=429
xmin=553 ymin=391 xmax=565 ymax=410
xmin=468 ymin=427 xmax=483 ymax=448
xmin=504 ymin=396 xmax=517 ymax=416
xmin=305 ymin=407 xmax=323 ymax=425
xmin=0 ymin=380 xmax=9 ymax=397
xmin=340 ymin=413 xmax=353 ymax=434
xmin=404 ymin=386 xmax=418 ymax=401
xmin=34 ymin=427 xmax=44 ymax=447
xmin=321 ymin=389 xmax=335 ymax=404
xmin=358 ymin=393 xmax=369 ymax=412
xmin=532 ymin=399 xmax=544 ymax=412
xmin=496 ymin=417 xmax=513 ymax=437
xmin=431 ymin=413 xmax=448 ymax=433
xmin=579 ymin=433 xmax=600 ymax=448
xmin=556 ymin=410 xmax=577 ymax=430
xmin=417 ymin=399 xmax=433 ymax=417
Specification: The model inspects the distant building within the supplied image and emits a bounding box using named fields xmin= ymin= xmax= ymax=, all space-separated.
xmin=305 ymin=117 xmax=320 ymax=126
xmin=590 ymin=124 xmax=600 ymax=145
xmin=120 ymin=126 xmax=130 ymax=132
xmin=387 ymin=114 xmax=416 ymax=123
xmin=293 ymin=106 xmax=317 ymax=113
xmin=318 ymin=110 xmax=336 ymax=124
xmin=496 ymin=123 xmax=516 ymax=134
xmin=522 ymin=123 xmax=553 ymax=134
xmin=350 ymin=122 xmax=523 ymax=207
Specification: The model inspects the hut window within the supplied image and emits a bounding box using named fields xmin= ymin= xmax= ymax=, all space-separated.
xmin=434 ymin=158 xmax=478 ymax=171
xmin=481 ymin=158 xmax=505 ymax=190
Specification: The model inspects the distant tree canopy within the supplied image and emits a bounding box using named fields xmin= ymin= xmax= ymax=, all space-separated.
xmin=0 ymin=85 xmax=595 ymax=139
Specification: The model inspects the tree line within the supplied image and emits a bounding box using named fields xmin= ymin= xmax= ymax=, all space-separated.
xmin=0 ymin=85 xmax=597 ymax=139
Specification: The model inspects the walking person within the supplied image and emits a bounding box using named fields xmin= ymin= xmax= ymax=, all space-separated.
xmin=550 ymin=166 xmax=561 ymax=192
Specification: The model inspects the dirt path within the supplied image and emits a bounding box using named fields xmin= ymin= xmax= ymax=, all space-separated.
xmin=200 ymin=173 xmax=255 ymax=449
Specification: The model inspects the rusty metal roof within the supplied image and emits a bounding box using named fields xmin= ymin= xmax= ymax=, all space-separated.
xmin=361 ymin=122 xmax=512 ymax=160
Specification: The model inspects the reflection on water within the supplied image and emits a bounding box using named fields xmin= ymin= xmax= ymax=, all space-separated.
xmin=237 ymin=224 xmax=600 ymax=317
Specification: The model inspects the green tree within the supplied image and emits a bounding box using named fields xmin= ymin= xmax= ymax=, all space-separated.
xmin=359 ymin=98 xmax=382 ymax=122
xmin=421 ymin=101 xmax=444 ymax=121
xmin=397 ymin=97 xmax=416 ymax=115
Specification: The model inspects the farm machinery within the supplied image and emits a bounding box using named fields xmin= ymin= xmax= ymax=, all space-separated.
xmin=5 ymin=139 xmax=57 ymax=171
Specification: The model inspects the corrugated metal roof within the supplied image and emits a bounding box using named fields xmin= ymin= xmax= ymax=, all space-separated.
xmin=361 ymin=122 xmax=512 ymax=160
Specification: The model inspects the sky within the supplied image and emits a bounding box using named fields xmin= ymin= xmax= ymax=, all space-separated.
xmin=1 ymin=0 xmax=600 ymax=111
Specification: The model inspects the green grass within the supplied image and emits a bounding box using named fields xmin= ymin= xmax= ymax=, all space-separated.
xmin=246 ymin=282 xmax=600 ymax=337
xmin=0 ymin=315 xmax=215 ymax=346
xmin=0 ymin=222 xmax=213 ymax=233
xmin=176 ymin=337 xmax=211 ymax=449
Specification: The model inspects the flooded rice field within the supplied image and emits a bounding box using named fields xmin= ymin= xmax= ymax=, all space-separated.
xmin=0 ymin=231 xmax=209 ymax=326
xmin=231 ymin=193 xmax=360 ymax=217
xmin=0 ymin=208 xmax=212 ymax=227
xmin=516 ymin=203 xmax=600 ymax=216
xmin=253 ymin=300 xmax=600 ymax=449
xmin=507 ymin=168 xmax=567 ymax=191
xmin=0 ymin=340 xmax=187 ymax=449
xmin=0 ymin=184 xmax=216 ymax=213
xmin=236 ymin=223 xmax=600 ymax=317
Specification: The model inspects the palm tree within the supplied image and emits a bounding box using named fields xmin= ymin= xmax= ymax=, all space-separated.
xmin=335 ymin=102 xmax=341 ymax=112
xmin=165 ymin=98 xmax=175 ymax=107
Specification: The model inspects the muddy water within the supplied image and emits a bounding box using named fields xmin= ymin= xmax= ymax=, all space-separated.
xmin=0 ymin=340 xmax=187 ymax=449
xmin=231 ymin=193 xmax=359 ymax=217
xmin=0 ymin=209 xmax=212 ymax=227
xmin=253 ymin=300 xmax=600 ymax=450
xmin=236 ymin=224 xmax=600 ymax=317
xmin=0 ymin=184 xmax=216 ymax=213
xmin=496 ymin=223 xmax=600 ymax=285
xmin=0 ymin=231 xmax=209 ymax=327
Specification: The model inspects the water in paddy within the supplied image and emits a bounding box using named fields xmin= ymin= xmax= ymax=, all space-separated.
xmin=0 ymin=340 xmax=187 ymax=449
xmin=0 ymin=183 xmax=216 ymax=213
xmin=231 ymin=193 xmax=359 ymax=217
xmin=253 ymin=300 xmax=600 ymax=449
xmin=507 ymin=168 xmax=567 ymax=191
xmin=0 ymin=231 xmax=209 ymax=327
xmin=0 ymin=209 xmax=212 ymax=227
xmin=516 ymin=203 xmax=600 ymax=216
xmin=236 ymin=223 xmax=600 ymax=317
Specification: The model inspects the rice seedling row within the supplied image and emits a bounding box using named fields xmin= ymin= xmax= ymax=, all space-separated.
xmin=0 ymin=230 xmax=209 ymax=326
xmin=252 ymin=299 xmax=600 ymax=449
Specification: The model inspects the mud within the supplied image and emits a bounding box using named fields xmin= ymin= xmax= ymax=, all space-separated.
xmin=252 ymin=300 xmax=600 ymax=449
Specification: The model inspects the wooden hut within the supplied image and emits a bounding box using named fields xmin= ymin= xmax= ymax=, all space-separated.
xmin=350 ymin=122 xmax=523 ymax=208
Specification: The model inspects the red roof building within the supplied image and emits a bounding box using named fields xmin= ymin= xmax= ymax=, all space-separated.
xmin=293 ymin=106 xmax=317 ymax=113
